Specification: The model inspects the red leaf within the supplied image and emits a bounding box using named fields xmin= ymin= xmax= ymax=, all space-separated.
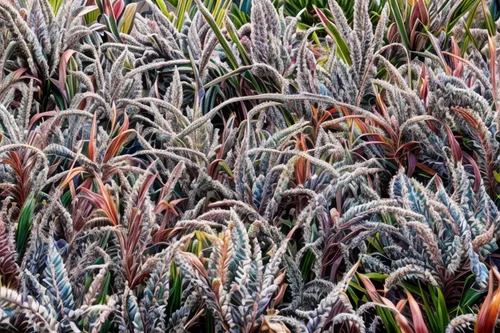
xmin=57 ymin=50 xmax=76 ymax=101
xmin=450 ymin=37 xmax=463 ymax=77
xmin=407 ymin=152 xmax=417 ymax=177
xmin=407 ymin=291 xmax=429 ymax=333
xmin=29 ymin=111 xmax=56 ymax=129
xmin=476 ymin=268 xmax=500 ymax=333
xmin=112 ymin=0 xmax=125 ymax=19
xmin=443 ymin=124 xmax=462 ymax=162
xmin=463 ymin=152 xmax=481 ymax=192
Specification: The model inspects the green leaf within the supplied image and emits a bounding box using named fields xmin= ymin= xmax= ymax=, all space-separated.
xmin=80 ymin=6 xmax=100 ymax=24
xmin=367 ymin=234 xmax=385 ymax=253
xmin=454 ymin=275 xmax=485 ymax=315
xmin=460 ymin=2 xmax=481 ymax=53
xmin=175 ymin=0 xmax=194 ymax=31
xmin=15 ymin=193 xmax=36 ymax=259
xmin=194 ymin=0 xmax=239 ymax=70
xmin=482 ymin=0 xmax=496 ymax=36
xmin=48 ymin=0 xmax=64 ymax=14
xmin=168 ymin=262 xmax=182 ymax=317
xmin=347 ymin=286 xmax=360 ymax=305
xmin=417 ymin=282 xmax=437 ymax=332
xmin=446 ymin=0 xmax=480 ymax=35
xmin=66 ymin=56 xmax=78 ymax=100
xmin=300 ymin=250 xmax=315 ymax=282
xmin=103 ymin=14 xmax=123 ymax=43
xmin=313 ymin=6 xmax=352 ymax=66
xmin=433 ymin=286 xmax=450 ymax=330
xmin=226 ymin=19 xmax=250 ymax=65
xmin=218 ymin=160 xmax=233 ymax=177
xmin=362 ymin=272 xmax=388 ymax=280
xmin=387 ymin=0 xmax=410 ymax=49
xmin=95 ymin=0 xmax=105 ymax=16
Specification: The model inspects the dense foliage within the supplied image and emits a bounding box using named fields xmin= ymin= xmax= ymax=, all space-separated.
xmin=1 ymin=0 xmax=500 ymax=332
